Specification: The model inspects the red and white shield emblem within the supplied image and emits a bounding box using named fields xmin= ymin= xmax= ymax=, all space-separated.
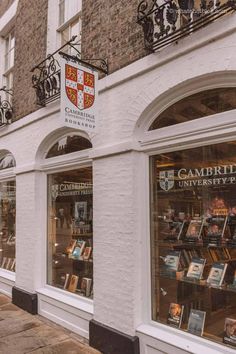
xmin=65 ymin=64 xmax=95 ymax=110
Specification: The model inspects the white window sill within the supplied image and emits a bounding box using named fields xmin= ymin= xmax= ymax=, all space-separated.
xmin=0 ymin=268 xmax=15 ymax=282
xmin=136 ymin=322 xmax=236 ymax=354
xmin=37 ymin=285 xmax=93 ymax=315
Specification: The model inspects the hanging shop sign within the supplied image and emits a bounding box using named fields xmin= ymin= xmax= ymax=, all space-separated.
xmin=60 ymin=57 xmax=98 ymax=132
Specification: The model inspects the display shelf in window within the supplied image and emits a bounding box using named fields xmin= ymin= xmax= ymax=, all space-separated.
xmin=0 ymin=181 xmax=16 ymax=272
xmin=150 ymin=142 xmax=236 ymax=348
xmin=47 ymin=167 xmax=93 ymax=299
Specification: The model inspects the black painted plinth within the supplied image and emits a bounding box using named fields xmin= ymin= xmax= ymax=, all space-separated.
xmin=12 ymin=286 xmax=38 ymax=315
xmin=89 ymin=319 xmax=140 ymax=354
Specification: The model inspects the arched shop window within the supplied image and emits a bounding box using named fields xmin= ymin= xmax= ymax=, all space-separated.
xmin=0 ymin=151 xmax=16 ymax=273
xmin=0 ymin=152 xmax=15 ymax=169
xmin=148 ymin=88 xmax=236 ymax=348
xmin=149 ymin=87 xmax=236 ymax=130
xmin=46 ymin=135 xmax=92 ymax=158
xmin=46 ymin=134 xmax=93 ymax=298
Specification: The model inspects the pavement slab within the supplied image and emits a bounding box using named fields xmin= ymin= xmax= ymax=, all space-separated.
xmin=0 ymin=324 xmax=69 ymax=353
xmin=0 ymin=295 xmax=11 ymax=307
xmin=28 ymin=339 xmax=99 ymax=354
xmin=0 ymin=294 xmax=101 ymax=354
xmin=0 ymin=316 xmax=42 ymax=338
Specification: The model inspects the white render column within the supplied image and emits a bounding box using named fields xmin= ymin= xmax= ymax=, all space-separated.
xmin=93 ymin=150 xmax=148 ymax=337
xmin=15 ymin=170 xmax=46 ymax=293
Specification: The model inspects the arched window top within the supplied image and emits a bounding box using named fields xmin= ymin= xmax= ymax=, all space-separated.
xmin=149 ymin=87 xmax=236 ymax=131
xmin=0 ymin=152 xmax=15 ymax=170
xmin=46 ymin=135 xmax=92 ymax=159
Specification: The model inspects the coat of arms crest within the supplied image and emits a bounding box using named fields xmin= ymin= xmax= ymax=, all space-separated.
xmin=159 ymin=170 xmax=174 ymax=191
xmin=65 ymin=64 xmax=95 ymax=110
xmin=51 ymin=184 xmax=59 ymax=201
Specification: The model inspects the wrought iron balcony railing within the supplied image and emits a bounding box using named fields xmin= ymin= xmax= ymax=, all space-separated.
xmin=31 ymin=54 xmax=61 ymax=106
xmin=137 ymin=0 xmax=236 ymax=52
xmin=0 ymin=88 xmax=13 ymax=127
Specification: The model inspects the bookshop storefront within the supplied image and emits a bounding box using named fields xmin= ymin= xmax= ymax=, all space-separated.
xmin=0 ymin=152 xmax=16 ymax=295
xmin=45 ymin=135 xmax=93 ymax=298
xmin=0 ymin=125 xmax=95 ymax=339
xmin=35 ymin=131 xmax=94 ymax=338
xmin=139 ymin=86 xmax=236 ymax=353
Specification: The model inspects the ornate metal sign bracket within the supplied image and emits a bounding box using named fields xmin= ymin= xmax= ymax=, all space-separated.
xmin=31 ymin=36 xmax=108 ymax=106
xmin=59 ymin=51 xmax=109 ymax=75
xmin=0 ymin=86 xmax=13 ymax=97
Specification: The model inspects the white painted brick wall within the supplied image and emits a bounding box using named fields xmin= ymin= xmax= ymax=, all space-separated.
xmin=93 ymin=152 xmax=143 ymax=336
xmin=15 ymin=172 xmax=39 ymax=292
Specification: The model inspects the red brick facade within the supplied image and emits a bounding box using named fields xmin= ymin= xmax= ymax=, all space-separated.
xmin=13 ymin=0 xmax=48 ymax=120
xmin=81 ymin=0 xmax=148 ymax=74
xmin=1 ymin=0 xmax=148 ymax=121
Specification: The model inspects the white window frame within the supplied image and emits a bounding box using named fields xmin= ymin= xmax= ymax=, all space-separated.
xmin=136 ymin=86 xmax=236 ymax=354
xmin=58 ymin=0 xmax=65 ymax=26
xmin=4 ymin=30 xmax=14 ymax=72
xmin=37 ymin=131 xmax=93 ymax=313
xmin=0 ymin=1 xmax=18 ymax=104
xmin=58 ymin=16 xmax=82 ymax=55
xmin=47 ymin=0 xmax=82 ymax=59
xmin=3 ymin=29 xmax=14 ymax=103
xmin=0 ymin=156 xmax=16 ymax=284
xmin=57 ymin=0 xmax=82 ymax=54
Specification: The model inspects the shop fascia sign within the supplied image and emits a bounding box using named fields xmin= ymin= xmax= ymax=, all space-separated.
xmin=60 ymin=57 xmax=98 ymax=133
xmin=51 ymin=182 xmax=93 ymax=200
xmin=159 ymin=164 xmax=236 ymax=191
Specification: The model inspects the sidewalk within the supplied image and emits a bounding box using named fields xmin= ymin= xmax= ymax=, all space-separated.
xmin=0 ymin=294 xmax=101 ymax=354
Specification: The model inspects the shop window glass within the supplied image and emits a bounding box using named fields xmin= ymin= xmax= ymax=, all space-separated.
xmin=59 ymin=0 xmax=65 ymax=26
xmin=58 ymin=0 xmax=80 ymax=27
xmin=0 ymin=180 xmax=16 ymax=272
xmin=150 ymin=141 xmax=236 ymax=347
xmin=47 ymin=167 xmax=93 ymax=298
xmin=61 ymin=18 xmax=81 ymax=55
xmin=46 ymin=135 xmax=92 ymax=158
xmin=5 ymin=30 xmax=15 ymax=71
xmin=149 ymin=88 xmax=236 ymax=130
xmin=0 ymin=154 xmax=15 ymax=170
xmin=4 ymin=30 xmax=15 ymax=104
